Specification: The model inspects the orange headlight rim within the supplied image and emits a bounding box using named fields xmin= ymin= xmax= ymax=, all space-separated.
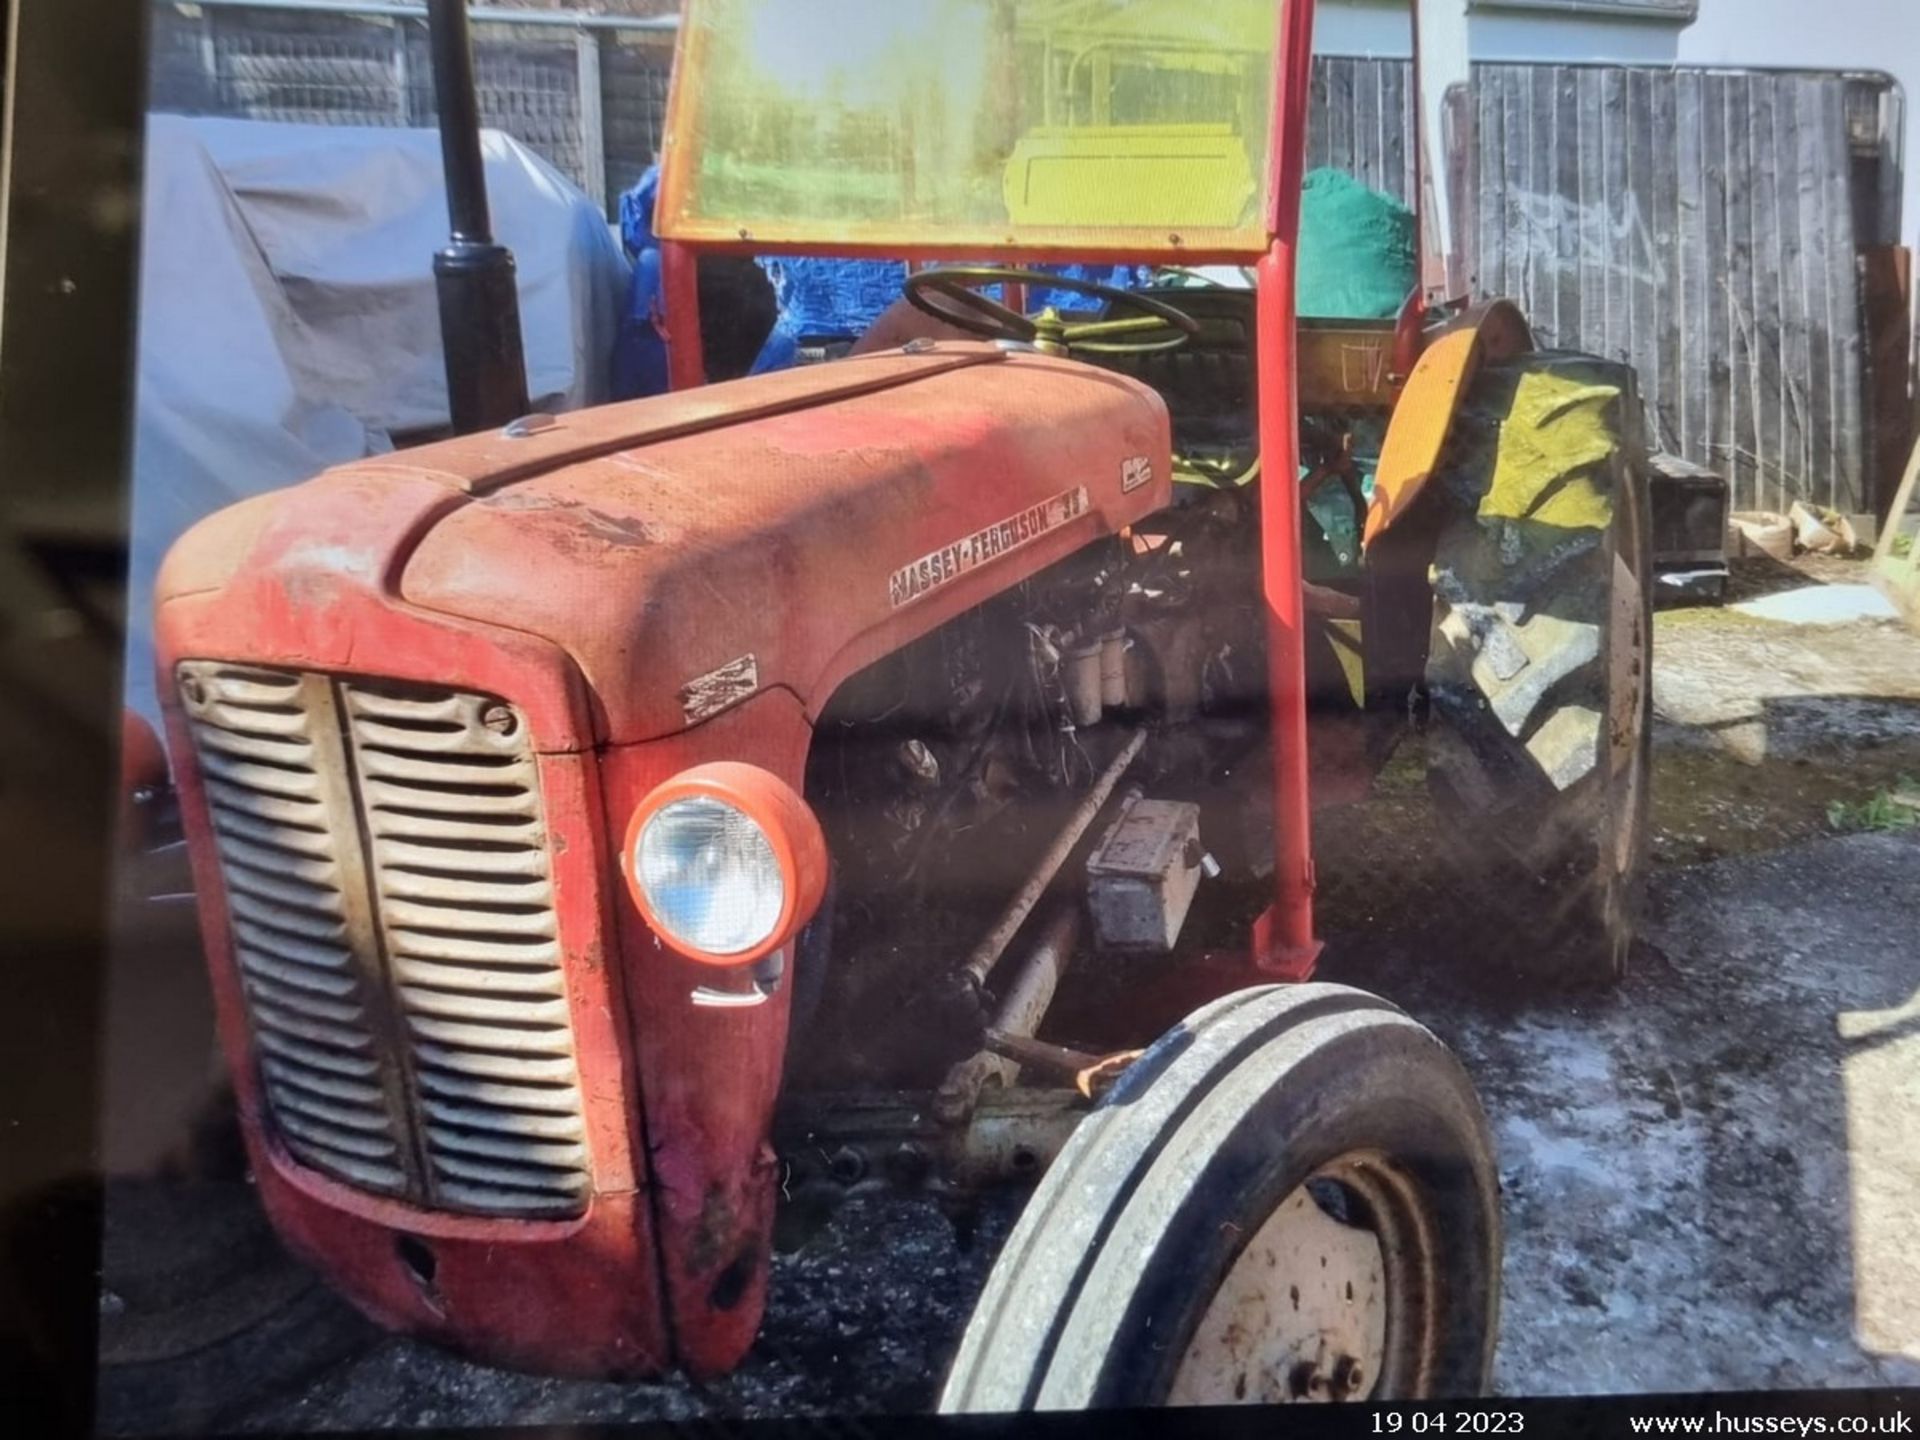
xmin=620 ymin=762 xmax=828 ymax=968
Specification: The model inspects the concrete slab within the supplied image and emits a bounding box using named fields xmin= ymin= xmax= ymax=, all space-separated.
xmin=1730 ymin=584 xmax=1903 ymax=626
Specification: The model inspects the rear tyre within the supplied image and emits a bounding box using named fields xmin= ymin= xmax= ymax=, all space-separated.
xmin=938 ymin=985 xmax=1500 ymax=1411
xmin=1424 ymin=352 xmax=1653 ymax=987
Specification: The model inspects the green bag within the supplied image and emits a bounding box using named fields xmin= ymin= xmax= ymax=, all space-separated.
xmin=1297 ymin=168 xmax=1417 ymax=320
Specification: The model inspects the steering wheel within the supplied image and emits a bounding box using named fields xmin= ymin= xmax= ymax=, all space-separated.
xmin=902 ymin=265 xmax=1200 ymax=357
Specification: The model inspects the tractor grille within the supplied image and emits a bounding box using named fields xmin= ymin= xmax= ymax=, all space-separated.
xmin=177 ymin=663 xmax=590 ymax=1219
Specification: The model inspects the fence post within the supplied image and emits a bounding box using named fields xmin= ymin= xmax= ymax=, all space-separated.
xmin=199 ymin=4 xmax=221 ymax=109
xmin=576 ymin=25 xmax=608 ymax=216
xmin=393 ymin=17 xmax=413 ymax=124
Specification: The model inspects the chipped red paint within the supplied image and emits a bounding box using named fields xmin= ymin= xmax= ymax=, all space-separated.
xmin=157 ymin=471 xmax=666 ymax=1377
xmin=155 ymin=345 xmax=1172 ymax=1376
xmin=400 ymin=345 xmax=1171 ymax=744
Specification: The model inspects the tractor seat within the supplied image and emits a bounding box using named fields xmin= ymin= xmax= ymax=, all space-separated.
xmin=1083 ymin=286 xmax=1259 ymax=476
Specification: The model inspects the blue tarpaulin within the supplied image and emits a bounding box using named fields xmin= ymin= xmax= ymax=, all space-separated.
xmin=612 ymin=168 xmax=669 ymax=399
xmin=612 ymin=165 xmax=1155 ymax=397
xmin=613 ymin=166 xmax=1410 ymax=393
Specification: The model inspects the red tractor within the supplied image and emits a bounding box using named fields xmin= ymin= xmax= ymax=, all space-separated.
xmin=151 ymin=0 xmax=1650 ymax=1409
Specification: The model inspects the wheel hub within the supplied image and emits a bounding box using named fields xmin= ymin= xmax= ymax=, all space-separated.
xmin=1166 ymin=1174 xmax=1390 ymax=1405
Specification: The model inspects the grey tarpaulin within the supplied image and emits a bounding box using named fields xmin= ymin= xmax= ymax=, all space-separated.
xmin=125 ymin=115 xmax=629 ymax=728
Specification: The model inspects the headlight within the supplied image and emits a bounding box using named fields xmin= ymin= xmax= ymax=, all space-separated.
xmin=621 ymin=763 xmax=827 ymax=966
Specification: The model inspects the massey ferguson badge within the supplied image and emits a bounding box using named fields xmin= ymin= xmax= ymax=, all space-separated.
xmin=888 ymin=487 xmax=1089 ymax=609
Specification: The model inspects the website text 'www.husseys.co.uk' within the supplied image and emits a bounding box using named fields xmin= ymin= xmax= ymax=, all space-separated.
xmin=1630 ymin=1413 xmax=1912 ymax=1435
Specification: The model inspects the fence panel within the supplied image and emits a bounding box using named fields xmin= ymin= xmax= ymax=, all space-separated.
xmin=1312 ymin=56 xmax=1887 ymax=515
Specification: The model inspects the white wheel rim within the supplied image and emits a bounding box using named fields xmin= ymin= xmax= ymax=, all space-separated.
xmin=1166 ymin=1176 xmax=1391 ymax=1405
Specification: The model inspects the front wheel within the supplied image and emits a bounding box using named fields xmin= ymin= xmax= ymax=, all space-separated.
xmin=938 ymin=985 xmax=1501 ymax=1411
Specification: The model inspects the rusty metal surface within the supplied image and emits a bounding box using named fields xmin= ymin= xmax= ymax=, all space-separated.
xmin=952 ymin=732 xmax=1144 ymax=993
xmin=980 ymin=1033 xmax=1144 ymax=1102
xmin=152 ymin=338 xmax=1176 ymax=1377
xmin=774 ymin=1086 xmax=1089 ymax=1204
xmin=156 ymin=471 xmax=669 ymax=1377
xmin=1085 ymin=796 xmax=1207 ymax=953
xmin=936 ymin=906 xmax=1082 ymax=1127
xmin=397 ymin=344 xmax=1173 ymax=744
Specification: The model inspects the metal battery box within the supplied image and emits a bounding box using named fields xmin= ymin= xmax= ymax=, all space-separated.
xmin=1087 ymin=797 xmax=1206 ymax=952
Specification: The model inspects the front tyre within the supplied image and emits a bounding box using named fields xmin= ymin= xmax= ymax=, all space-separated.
xmin=938 ymin=985 xmax=1501 ymax=1411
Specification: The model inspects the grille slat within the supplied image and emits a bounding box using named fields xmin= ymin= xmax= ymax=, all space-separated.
xmin=396 ymin=985 xmax=572 ymax=1027
xmin=205 ymin=780 xmax=332 ymax=832
xmin=249 ymin=994 xmax=386 ymax=1054
xmin=360 ymin=810 xmax=544 ymax=846
xmin=195 ymin=746 xmax=328 ymax=802
xmin=421 ymin=1094 xmax=587 ymax=1138
xmin=390 ymin=957 xmax=565 ymax=997
xmin=343 ymin=688 xmax=470 ymax=726
xmin=231 ymin=918 xmax=354 ymax=973
xmin=202 ymin=671 xmax=303 ymax=707
xmin=429 ymin=1129 xmax=588 ymax=1170
xmin=362 ymin=777 xmax=544 ymax=819
xmin=377 ymin=871 xmax=554 ymax=909
xmin=379 ymin=898 xmax=557 ymax=936
xmin=209 ymin=806 xmax=336 ymax=860
xmin=424 ymin=1075 xmax=587 ymax=1113
xmin=382 ymin=930 xmax=560 ymax=967
xmin=235 ymin=945 xmax=360 ymax=1000
xmin=430 ymin=1151 xmax=591 ymax=1196
xmin=373 ymin=837 xmax=548 ymax=878
xmin=434 ymin=1181 xmax=589 ymax=1217
xmin=255 ymin=1027 xmax=382 ymax=1081
xmin=214 ymin=834 xmax=342 ymax=887
xmin=240 ymin=966 xmax=368 ymax=1023
xmin=193 ymin=726 xmax=316 ymax=768
xmin=268 ymin=1083 xmax=408 ymax=1138
xmin=272 ymin=1110 xmax=406 ymax=1171
xmin=220 ymin=862 xmax=350 ymax=919
xmin=180 ymin=662 xmax=590 ymax=1219
xmin=413 ymin=1041 xmax=579 ymax=1086
xmin=356 ymin=730 xmax=532 ymax=766
xmin=226 ymin=889 xmax=351 ymax=946
xmin=259 ymin=1056 xmax=387 ymax=1109
xmin=404 ymin=1012 xmax=575 ymax=1056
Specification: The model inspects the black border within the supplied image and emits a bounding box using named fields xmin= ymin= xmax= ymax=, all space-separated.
xmin=0 ymin=2 xmax=1911 ymax=1438
xmin=1 ymin=0 xmax=145 ymax=1432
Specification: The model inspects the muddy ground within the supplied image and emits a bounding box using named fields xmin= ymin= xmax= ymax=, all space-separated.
xmin=103 ymin=559 xmax=1920 ymax=1431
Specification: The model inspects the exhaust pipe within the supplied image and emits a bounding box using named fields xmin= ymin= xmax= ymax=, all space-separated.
xmin=425 ymin=0 xmax=529 ymax=433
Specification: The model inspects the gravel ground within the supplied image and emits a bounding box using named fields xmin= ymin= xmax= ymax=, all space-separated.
xmin=105 ymin=560 xmax=1920 ymax=1430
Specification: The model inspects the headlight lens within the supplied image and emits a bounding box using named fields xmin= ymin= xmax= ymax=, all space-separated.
xmin=635 ymin=795 xmax=785 ymax=956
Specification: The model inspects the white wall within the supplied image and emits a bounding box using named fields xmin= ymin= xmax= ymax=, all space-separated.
xmin=1314 ymin=0 xmax=1919 ymax=246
